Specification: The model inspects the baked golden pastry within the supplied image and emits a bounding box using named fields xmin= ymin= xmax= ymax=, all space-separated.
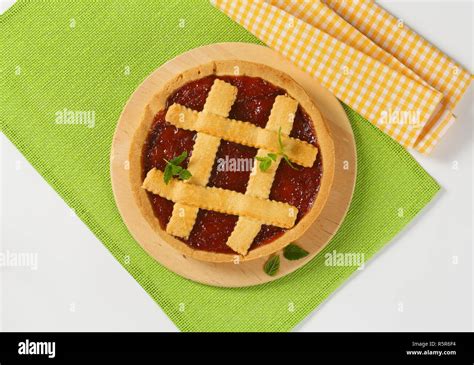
xmin=129 ymin=61 xmax=335 ymax=262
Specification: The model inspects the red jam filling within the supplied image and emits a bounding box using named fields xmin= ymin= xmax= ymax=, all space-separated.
xmin=143 ymin=75 xmax=322 ymax=253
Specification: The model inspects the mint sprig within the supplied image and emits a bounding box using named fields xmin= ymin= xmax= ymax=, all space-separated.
xmin=163 ymin=151 xmax=192 ymax=184
xmin=257 ymin=127 xmax=299 ymax=172
xmin=256 ymin=153 xmax=277 ymax=172
xmin=277 ymin=127 xmax=299 ymax=170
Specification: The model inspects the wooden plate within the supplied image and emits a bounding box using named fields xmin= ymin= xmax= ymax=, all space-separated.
xmin=110 ymin=43 xmax=356 ymax=287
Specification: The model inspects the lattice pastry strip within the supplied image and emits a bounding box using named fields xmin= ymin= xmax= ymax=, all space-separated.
xmin=142 ymin=168 xmax=298 ymax=228
xmin=226 ymin=96 xmax=298 ymax=255
xmin=166 ymin=79 xmax=238 ymax=238
xmin=166 ymin=104 xmax=318 ymax=167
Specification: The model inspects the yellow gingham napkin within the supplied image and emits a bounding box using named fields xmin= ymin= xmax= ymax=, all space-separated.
xmin=211 ymin=0 xmax=472 ymax=154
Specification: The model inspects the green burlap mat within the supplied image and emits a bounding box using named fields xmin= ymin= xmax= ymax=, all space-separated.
xmin=0 ymin=0 xmax=439 ymax=331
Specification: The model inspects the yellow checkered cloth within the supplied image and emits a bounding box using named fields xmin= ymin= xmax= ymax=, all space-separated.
xmin=211 ymin=0 xmax=472 ymax=154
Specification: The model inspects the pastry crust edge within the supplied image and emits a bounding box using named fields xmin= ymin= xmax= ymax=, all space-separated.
xmin=129 ymin=60 xmax=335 ymax=263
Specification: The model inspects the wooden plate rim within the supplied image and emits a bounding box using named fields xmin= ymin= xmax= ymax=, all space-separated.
xmin=110 ymin=42 xmax=357 ymax=287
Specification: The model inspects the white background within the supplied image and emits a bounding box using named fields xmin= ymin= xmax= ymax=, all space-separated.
xmin=1 ymin=0 xmax=473 ymax=332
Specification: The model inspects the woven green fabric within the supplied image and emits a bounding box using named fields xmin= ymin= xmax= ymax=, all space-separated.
xmin=1 ymin=0 xmax=439 ymax=332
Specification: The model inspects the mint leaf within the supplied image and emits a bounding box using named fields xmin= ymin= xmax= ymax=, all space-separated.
xmin=267 ymin=153 xmax=277 ymax=161
xmin=170 ymin=151 xmax=187 ymax=165
xmin=178 ymin=169 xmax=192 ymax=180
xmin=171 ymin=164 xmax=183 ymax=175
xmin=263 ymin=255 xmax=280 ymax=276
xmin=259 ymin=158 xmax=272 ymax=172
xmin=283 ymin=243 xmax=309 ymax=260
xmin=163 ymin=164 xmax=173 ymax=184
xmin=256 ymin=153 xmax=279 ymax=172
